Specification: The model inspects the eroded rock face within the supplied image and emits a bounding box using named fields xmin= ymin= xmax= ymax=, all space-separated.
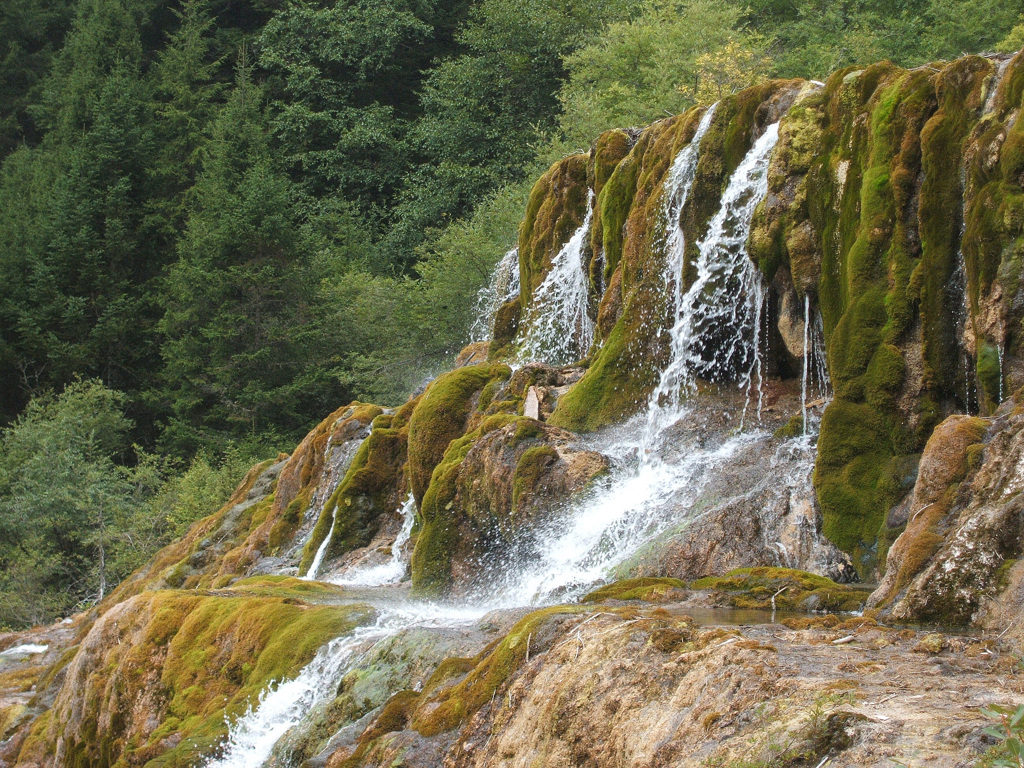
xmin=325 ymin=604 xmax=1010 ymax=768
xmin=620 ymin=389 xmax=854 ymax=584
xmin=871 ymin=398 xmax=1024 ymax=625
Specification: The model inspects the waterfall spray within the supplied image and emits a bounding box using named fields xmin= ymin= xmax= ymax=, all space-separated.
xmin=643 ymin=122 xmax=779 ymax=450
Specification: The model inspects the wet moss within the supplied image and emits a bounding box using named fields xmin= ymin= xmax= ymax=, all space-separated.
xmin=407 ymin=363 xmax=511 ymax=507
xmin=581 ymin=577 xmax=688 ymax=603
xmin=692 ymin=567 xmax=871 ymax=611
xmin=411 ymin=605 xmax=590 ymax=737
xmin=28 ymin=589 xmax=372 ymax=768
xmin=918 ymin=57 xmax=993 ymax=402
xmin=518 ymin=154 xmax=590 ymax=307
xmin=488 ymin=299 xmax=521 ymax=359
xmin=511 ymin=445 xmax=558 ymax=511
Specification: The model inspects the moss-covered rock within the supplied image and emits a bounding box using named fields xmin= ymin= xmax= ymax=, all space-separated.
xmin=406 ymin=362 xmax=512 ymax=508
xmin=517 ymin=154 xmax=590 ymax=309
xmin=299 ymin=406 xmax=410 ymax=576
xmin=553 ymin=81 xmax=804 ymax=432
xmin=581 ymin=577 xmax=688 ymax=603
xmin=15 ymin=586 xmax=372 ymax=768
xmin=691 ymin=567 xmax=872 ymax=612
xmin=411 ymin=415 xmax=608 ymax=597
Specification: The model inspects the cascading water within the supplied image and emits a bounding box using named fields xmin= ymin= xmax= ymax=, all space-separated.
xmin=483 ymin=120 xmax=784 ymax=607
xmin=515 ymin=191 xmax=595 ymax=366
xmin=204 ymin=121 xmax=788 ymax=766
xmin=203 ymin=602 xmax=487 ymax=768
xmin=303 ymin=504 xmax=337 ymax=581
xmin=643 ymin=122 xmax=779 ymax=450
xmin=469 ymin=247 xmax=521 ymax=343
xmin=329 ymin=494 xmax=417 ymax=587
xmin=801 ymin=294 xmax=832 ymax=436
xmin=641 ymin=104 xmax=717 ymax=449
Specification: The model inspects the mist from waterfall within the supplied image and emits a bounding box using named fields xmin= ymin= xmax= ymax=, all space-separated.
xmin=469 ymin=247 xmax=521 ymax=343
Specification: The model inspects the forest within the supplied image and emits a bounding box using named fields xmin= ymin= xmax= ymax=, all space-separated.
xmin=0 ymin=0 xmax=1020 ymax=627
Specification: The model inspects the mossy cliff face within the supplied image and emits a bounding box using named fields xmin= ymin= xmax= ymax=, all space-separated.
xmin=868 ymin=396 xmax=1024 ymax=625
xmin=411 ymin=415 xmax=608 ymax=596
xmin=299 ymin=405 xmax=413 ymax=576
xmin=516 ymin=154 xmax=590 ymax=310
xmin=13 ymin=580 xmax=370 ymax=768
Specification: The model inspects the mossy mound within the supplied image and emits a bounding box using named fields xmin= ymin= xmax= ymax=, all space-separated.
xmin=411 ymin=413 xmax=607 ymax=597
xmin=213 ymin=574 xmax=348 ymax=600
xmin=407 ymin=362 xmax=512 ymax=507
xmin=15 ymin=588 xmax=372 ymax=768
xmin=691 ymin=567 xmax=872 ymax=612
xmin=581 ymin=577 xmax=689 ymax=603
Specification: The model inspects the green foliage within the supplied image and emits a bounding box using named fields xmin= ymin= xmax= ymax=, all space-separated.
xmin=0 ymin=380 xmax=133 ymax=626
xmin=982 ymin=704 xmax=1024 ymax=767
xmin=0 ymin=380 xmax=253 ymax=629
xmin=0 ymin=0 xmax=75 ymax=155
xmin=558 ymin=0 xmax=765 ymax=145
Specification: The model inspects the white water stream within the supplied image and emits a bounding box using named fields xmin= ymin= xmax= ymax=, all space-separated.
xmin=329 ymin=494 xmax=417 ymax=587
xmin=515 ymin=191 xmax=596 ymax=366
xmin=205 ymin=120 xmax=790 ymax=767
xmin=470 ymin=247 xmax=521 ymax=343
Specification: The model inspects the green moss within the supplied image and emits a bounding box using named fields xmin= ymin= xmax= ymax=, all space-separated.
xmin=518 ymin=154 xmax=590 ymax=307
xmin=39 ymin=590 xmax=372 ymax=768
xmin=978 ymin=341 xmax=1003 ymax=411
xmin=692 ymin=567 xmax=871 ymax=612
xmin=409 ymin=427 xmax=480 ymax=597
xmin=914 ymin=57 xmax=991 ymax=406
xmin=487 ymin=299 xmax=521 ymax=359
xmin=814 ymin=401 xmax=908 ymax=575
xmin=550 ymin=312 xmax=657 ymax=431
xmin=220 ymin=575 xmax=347 ymax=600
xmin=407 ymin=363 xmax=511 ymax=507
xmin=299 ymin=419 xmax=411 ymax=576
xmin=411 ymin=605 xmax=590 ymax=736
xmin=511 ymin=445 xmax=558 ymax=511
xmin=864 ymin=343 xmax=906 ymax=409
xmin=596 ymin=142 xmax=642 ymax=283
xmin=581 ymin=577 xmax=688 ymax=603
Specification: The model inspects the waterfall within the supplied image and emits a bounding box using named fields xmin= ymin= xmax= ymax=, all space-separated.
xmin=643 ymin=122 xmax=779 ymax=450
xmin=486 ymin=122 xmax=782 ymax=606
xmin=800 ymin=295 xmax=832 ymax=437
xmin=330 ymin=494 xmax=417 ymax=587
xmin=515 ymin=191 xmax=595 ymax=365
xmin=302 ymin=504 xmax=337 ymax=581
xmin=802 ymin=295 xmax=810 ymax=435
xmin=641 ymin=104 xmax=717 ymax=448
xmin=202 ymin=602 xmax=487 ymax=768
xmin=999 ymin=342 xmax=1005 ymax=403
xmin=202 ymin=119 xmax=786 ymax=765
xmin=984 ymin=57 xmax=1012 ymax=116
xmin=469 ymin=247 xmax=521 ymax=343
